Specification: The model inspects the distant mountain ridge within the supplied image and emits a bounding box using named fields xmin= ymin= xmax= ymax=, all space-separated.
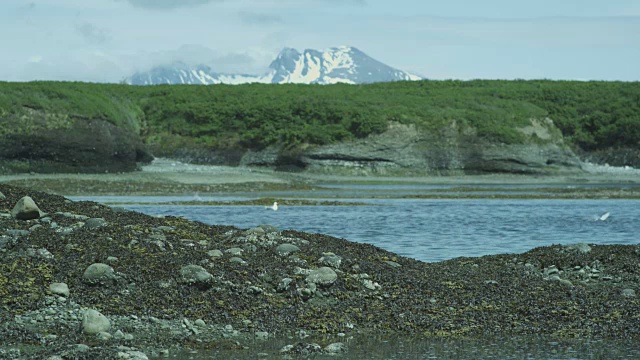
xmin=127 ymin=46 xmax=422 ymax=85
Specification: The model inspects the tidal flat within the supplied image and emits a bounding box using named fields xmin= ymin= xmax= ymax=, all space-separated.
xmin=1 ymin=177 xmax=640 ymax=359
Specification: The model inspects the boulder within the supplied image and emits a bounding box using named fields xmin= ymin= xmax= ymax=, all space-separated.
xmin=49 ymin=282 xmax=70 ymax=297
xmin=178 ymin=265 xmax=213 ymax=287
xmin=82 ymin=309 xmax=111 ymax=335
xmin=306 ymin=267 xmax=338 ymax=287
xmin=11 ymin=196 xmax=42 ymax=220
xmin=83 ymin=263 xmax=116 ymax=284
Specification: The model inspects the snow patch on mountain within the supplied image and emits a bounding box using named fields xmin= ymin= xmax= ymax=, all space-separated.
xmin=126 ymin=46 xmax=422 ymax=85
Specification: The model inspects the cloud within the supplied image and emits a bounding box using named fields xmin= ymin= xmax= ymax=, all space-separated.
xmin=238 ymin=11 xmax=284 ymax=25
xmin=76 ymin=22 xmax=110 ymax=44
xmin=120 ymin=0 xmax=221 ymax=10
xmin=129 ymin=44 xmax=270 ymax=75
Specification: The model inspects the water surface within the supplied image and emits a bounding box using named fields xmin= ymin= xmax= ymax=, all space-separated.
xmin=77 ymin=197 xmax=639 ymax=262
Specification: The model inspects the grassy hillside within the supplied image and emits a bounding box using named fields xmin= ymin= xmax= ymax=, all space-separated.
xmin=1 ymin=80 xmax=638 ymax=153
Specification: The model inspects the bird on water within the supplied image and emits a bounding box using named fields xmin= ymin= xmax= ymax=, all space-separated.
xmin=266 ymin=201 xmax=278 ymax=211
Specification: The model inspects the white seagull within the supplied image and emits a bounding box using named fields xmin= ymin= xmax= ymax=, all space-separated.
xmin=265 ymin=201 xmax=278 ymax=211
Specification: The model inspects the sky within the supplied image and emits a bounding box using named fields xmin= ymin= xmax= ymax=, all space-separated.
xmin=1 ymin=0 xmax=639 ymax=82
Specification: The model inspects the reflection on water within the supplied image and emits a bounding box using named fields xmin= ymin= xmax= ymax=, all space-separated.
xmin=113 ymin=198 xmax=639 ymax=262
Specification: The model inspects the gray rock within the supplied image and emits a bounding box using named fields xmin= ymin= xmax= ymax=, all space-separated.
xmin=544 ymin=266 xmax=559 ymax=276
xmin=565 ymin=243 xmax=592 ymax=254
xmin=29 ymin=247 xmax=53 ymax=259
xmin=319 ymin=252 xmax=342 ymax=268
xmin=226 ymin=247 xmax=243 ymax=256
xmin=385 ymin=260 xmax=402 ymax=268
xmin=83 ymin=263 xmax=116 ymax=284
xmin=84 ymin=218 xmax=108 ymax=229
xmin=5 ymin=229 xmax=30 ymax=237
xmin=154 ymin=226 xmax=174 ymax=232
xmin=245 ymin=227 xmax=266 ymax=236
xmin=117 ymin=350 xmax=149 ymax=360
xmin=255 ymin=331 xmax=269 ymax=340
xmin=274 ymin=243 xmax=300 ymax=257
xmin=11 ymin=196 xmax=42 ymax=220
xmin=622 ymin=288 xmax=636 ymax=298
xmin=258 ymin=224 xmax=279 ymax=233
xmin=58 ymin=212 xmax=89 ymax=220
xmin=306 ymin=267 xmax=337 ymax=286
xmin=96 ymin=331 xmax=112 ymax=341
xmin=82 ymin=309 xmax=110 ymax=334
xmin=229 ymin=257 xmax=246 ymax=264
xmin=362 ymin=279 xmax=381 ymax=290
xmin=0 ymin=191 xmax=5 ymax=200
xmin=207 ymin=249 xmax=223 ymax=258
xmin=75 ymin=344 xmax=91 ymax=352
xmin=49 ymin=282 xmax=70 ymax=297
xmin=278 ymin=277 xmax=294 ymax=292
xmin=179 ymin=265 xmax=213 ymax=286
xmin=324 ymin=342 xmax=346 ymax=353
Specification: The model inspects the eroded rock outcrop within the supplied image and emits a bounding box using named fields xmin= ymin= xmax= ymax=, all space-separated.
xmin=0 ymin=108 xmax=152 ymax=174
xmin=241 ymin=120 xmax=582 ymax=175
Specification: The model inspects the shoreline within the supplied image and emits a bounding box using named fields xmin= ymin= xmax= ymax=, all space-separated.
xmin=2 ymin=157 xmax=640 ymax=196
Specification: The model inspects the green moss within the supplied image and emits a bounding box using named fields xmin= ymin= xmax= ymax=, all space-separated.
xmin=0 ymin=258 xmax=53 ymax=313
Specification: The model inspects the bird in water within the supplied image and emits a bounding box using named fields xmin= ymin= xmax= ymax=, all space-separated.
xmin=265 ymin=201 xmax=278 ymax=211
xmin=598 ymin=212 xmax=610 ymax=221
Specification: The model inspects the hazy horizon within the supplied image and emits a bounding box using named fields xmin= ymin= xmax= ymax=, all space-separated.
xmin=1 ymin=0 xmax=638 ymax=83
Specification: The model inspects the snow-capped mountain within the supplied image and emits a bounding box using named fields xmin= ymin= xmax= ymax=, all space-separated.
xmin=126 ymin=46 xmax=422 ymax=85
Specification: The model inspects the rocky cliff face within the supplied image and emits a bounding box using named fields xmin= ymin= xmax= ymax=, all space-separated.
xmin=0 ymin=108 xmax=152 ymax=174
xmin=239 ymin=120 xmax=582 ymax=175
xmin=1 ymin=108 xmax=582 ymax=175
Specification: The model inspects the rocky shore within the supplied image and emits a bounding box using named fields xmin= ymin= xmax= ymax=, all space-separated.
xmin=1 ymin=183 xmax=640 ymax=359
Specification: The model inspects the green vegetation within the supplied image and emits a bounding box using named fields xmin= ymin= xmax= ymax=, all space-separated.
xmin=1 ymin=80 xmax=638 ymax=152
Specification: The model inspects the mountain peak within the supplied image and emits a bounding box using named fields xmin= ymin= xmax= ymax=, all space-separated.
xmin=127 ymin=46 xmax=422 ymax=85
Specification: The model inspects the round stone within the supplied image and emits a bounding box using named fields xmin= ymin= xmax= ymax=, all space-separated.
xmin=83 ymin=263 xmax=116 ymax=284
xmin=49 ymin=282 xmax=70 ymax=297
xmin=179 ymin=265 xmax=213 ymax=285
xmin=274 ymin=244 xmax=300 ymax=257
xmin=82 ymin=309 xmax=110 ymax=335
xmin=84 ymin=218 xmax=108 ymax=229
xmin=306 ymin=267 xmax=338 ymax=286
